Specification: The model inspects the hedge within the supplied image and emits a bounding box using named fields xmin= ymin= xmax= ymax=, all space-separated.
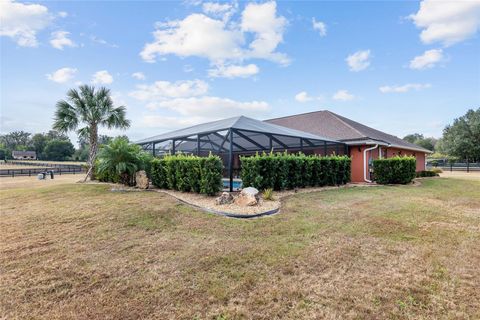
xmin=151 ymin=153 xmax=223 ymax=196
xmin=240 ymin=152 xmax=351 ymax=191
xmin=372 ymin=156 xmax=416 ymax=184
xmin=416 ymin=170 xmax=439 ymax=177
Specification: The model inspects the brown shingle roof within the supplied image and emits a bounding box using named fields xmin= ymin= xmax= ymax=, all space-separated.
xmin=265 ymin=110 xmax=432 ymax=153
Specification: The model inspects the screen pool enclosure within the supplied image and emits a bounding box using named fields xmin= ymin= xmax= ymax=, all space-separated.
xmin=136 ymin=116 xmax=347 ymax=191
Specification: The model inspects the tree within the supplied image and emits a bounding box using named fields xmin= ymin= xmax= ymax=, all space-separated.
xmin=403 ymin=133 xmax=437 ymax=151
xmin=43 ymin=140 xmax=75 ymax=161
xmin=403 ymin=133 xmax=424 ymax=144
xmin=0 ymin=131 xmax=31 ymax=150
xmin=46 ymin=130 xmax=69 ymax=141
xmin=441 ymin=108 xmax=480 ymax=162
xmin=31 ymin=133 xmax=49 ymax=159
xmin=53 ymin=85 xmax=130 ymax=180
xmin=96 ymin=137 xmax=152 ymax=185
xmin=30 ymin=130 xmax=71 ymax=160
xmin=415 ymin=137 xmax=437 ymax=151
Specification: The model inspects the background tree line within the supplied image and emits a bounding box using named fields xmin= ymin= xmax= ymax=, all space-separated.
xmin=0 ymin=130 xmax=123 ymax=162
xmin=403 ymin=108 xmax=480 ymax=162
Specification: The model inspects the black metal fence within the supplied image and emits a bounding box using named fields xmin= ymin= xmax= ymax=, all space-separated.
xmin=426 ymin=161 xmax=480 ymax=172
xmin=0 ymin=166 xmax=85 ymax=177
xmin=0 ymin=160 xmax=85 ymax=178
xmin=5 ymin=160 xmax=85 ymax=169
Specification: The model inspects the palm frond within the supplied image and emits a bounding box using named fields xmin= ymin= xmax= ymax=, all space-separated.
xmin=101 ymin=106 xmax=131 ymax=129
xmin=52 ymin=100 xmax=79 ymax=132
xmin=76 ymin=127 xmax=90 ymax=141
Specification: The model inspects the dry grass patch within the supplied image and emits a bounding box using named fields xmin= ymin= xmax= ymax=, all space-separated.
xmin=1 ymin=178 xmax=479 ymax=319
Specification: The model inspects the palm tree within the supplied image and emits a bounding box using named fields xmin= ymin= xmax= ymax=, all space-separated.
xmin=53 ymin=85 xmax=131 ymax=180
xmin=96 ymin=137 xmax=152 ymax=185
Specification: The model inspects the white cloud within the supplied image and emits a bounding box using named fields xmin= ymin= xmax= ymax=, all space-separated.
xmin=50 ymin=30 xmax=76 ymax=50
xmin=241 ymin=1 xmax=289 ymax=65
xmin=140 ymin=1 xmax=288 ymax=67
xmin=92 ymin=70 xmax=113 ymax=84
xmin=409 ymin=48 xmax=444 ymax=70
xmin=58 ymin=11 xmax=68 ymax=18
xmin=46 ymin=67 xmax=77 ymax=83
xmin=129 ymin=80 xmax=209 ymax=101
xmin=143 ymin=115 xmax=204 ymax=129
xmin=131 ymin=78 xmax=269 ymax=120
xmin=141 ymin=13 xmax=243 ymax=63
xmin=145 ymin=96 xmax=270 ymax=118
xmin=346 ymin=50 xmax=371 ymax=72
xmin=409 ymin=0 xmax=480 ymax=46
xmin=312 ymin=18 xmax=326 ymax=37
xmin=202 ymin=2 xmax=236 ymax=21
xmin=332 ymin=90 xmax=354 ymax=101
xmin=90 ymin=35 xmax=119 ymax=48
xmin=132 ymin=72 xmax=146 ymax=80
xmin=295 ymin=91 xmax=314 ymax=102
xmin=379 ymin=83 xmax=431 ymax=93
xmin=208 ymin=63 xmax=259 ymax=78
xmin=0 ymin=0 xmax=52 ymax=47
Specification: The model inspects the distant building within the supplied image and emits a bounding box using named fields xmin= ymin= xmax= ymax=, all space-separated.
xmin=12 ymin=151 xmax=37 ymax=160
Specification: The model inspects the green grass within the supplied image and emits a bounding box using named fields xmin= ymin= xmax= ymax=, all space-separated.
xmin=1 ymin=177 xmax=479 ymax=319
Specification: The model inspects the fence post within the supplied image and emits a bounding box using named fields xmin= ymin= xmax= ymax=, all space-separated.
xmin=467 ymin=159 xmax=470 ymax=173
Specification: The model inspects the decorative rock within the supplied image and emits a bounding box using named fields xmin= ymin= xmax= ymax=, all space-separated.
xmin=234 ymin=187 xmax=259 ymax=206
xmin=135 ymin=170 xmax=149 ymax=189
xmin=215 ymin=192 xmax=234 ymax=205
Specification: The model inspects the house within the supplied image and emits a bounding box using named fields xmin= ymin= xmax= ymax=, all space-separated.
xmin=265 ymin=110 xmax=432 ymax=182
xmin=12 ymin=150 xmax=37 ymax=160
xmin=137 ymin=111 xmax=431 ymax=188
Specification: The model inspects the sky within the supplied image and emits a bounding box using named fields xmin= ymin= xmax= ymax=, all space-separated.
xmin=1 ymin=0 xmax=480 ymax=145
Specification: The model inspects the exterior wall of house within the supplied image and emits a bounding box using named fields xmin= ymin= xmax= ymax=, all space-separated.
xmin=348 ymin=145 xmax=427 ymax=183
xmin=230 ymin=145 xmax=426 ymax=183
xmin=349 ymin=145 xmax=369 ymax=182
xmin=385 ymin=148 xmax=426 ymax=172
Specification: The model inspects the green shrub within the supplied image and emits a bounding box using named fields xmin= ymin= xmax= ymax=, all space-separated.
xmin=416 ymin=170 xmax=439 ymax=177
xmin=200 ymin=155 xmax=224 ymax=195
xmin=431 ymin=167 xmax=443 ymax=174
xmin=95 ymin=137 xmax=152 ymax=185
xmin=151 ymin=158 xmax=167 ymax=188
xmin=373 ymin=156 xmax=416 ymax=184
xmin=150 ymin=153 xmax=223 ymax=196
xmin=240 ymin=152 xmax=351 ymax=191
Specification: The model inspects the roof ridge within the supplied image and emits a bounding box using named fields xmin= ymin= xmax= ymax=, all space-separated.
xmin=265 ymin=109 xmax=328 ymax=121
xmin=324 ymin=111 xmax=366 ymax=138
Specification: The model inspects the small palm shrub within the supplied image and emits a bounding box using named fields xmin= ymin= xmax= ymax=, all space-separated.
xmin=262 ymin=188 xmax=274 ymax=201
xmin=95 ymin=137 xmax=153 ymax=185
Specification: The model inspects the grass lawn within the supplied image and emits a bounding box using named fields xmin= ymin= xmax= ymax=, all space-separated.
xmin=1 ymin=177 xmax=479 ymax=319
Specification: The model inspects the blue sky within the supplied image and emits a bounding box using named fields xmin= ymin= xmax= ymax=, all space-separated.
xmin=1 ymin=0 xmax=479 ymax=144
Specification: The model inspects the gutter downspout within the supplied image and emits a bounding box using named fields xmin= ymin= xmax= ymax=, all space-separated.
xmin=364 ymin=144 xmax=378 ymax=183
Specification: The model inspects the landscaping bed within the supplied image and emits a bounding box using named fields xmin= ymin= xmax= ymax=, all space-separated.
xmin=152 ymin=184 xmax=373 ymax=216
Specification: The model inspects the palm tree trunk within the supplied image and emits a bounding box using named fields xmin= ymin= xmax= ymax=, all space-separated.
xmin=84 ymin=124 xmax=98 ymax=181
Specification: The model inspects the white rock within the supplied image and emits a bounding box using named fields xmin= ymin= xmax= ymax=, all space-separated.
xmin=235 ymin=187 xmax=259 ymax=206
